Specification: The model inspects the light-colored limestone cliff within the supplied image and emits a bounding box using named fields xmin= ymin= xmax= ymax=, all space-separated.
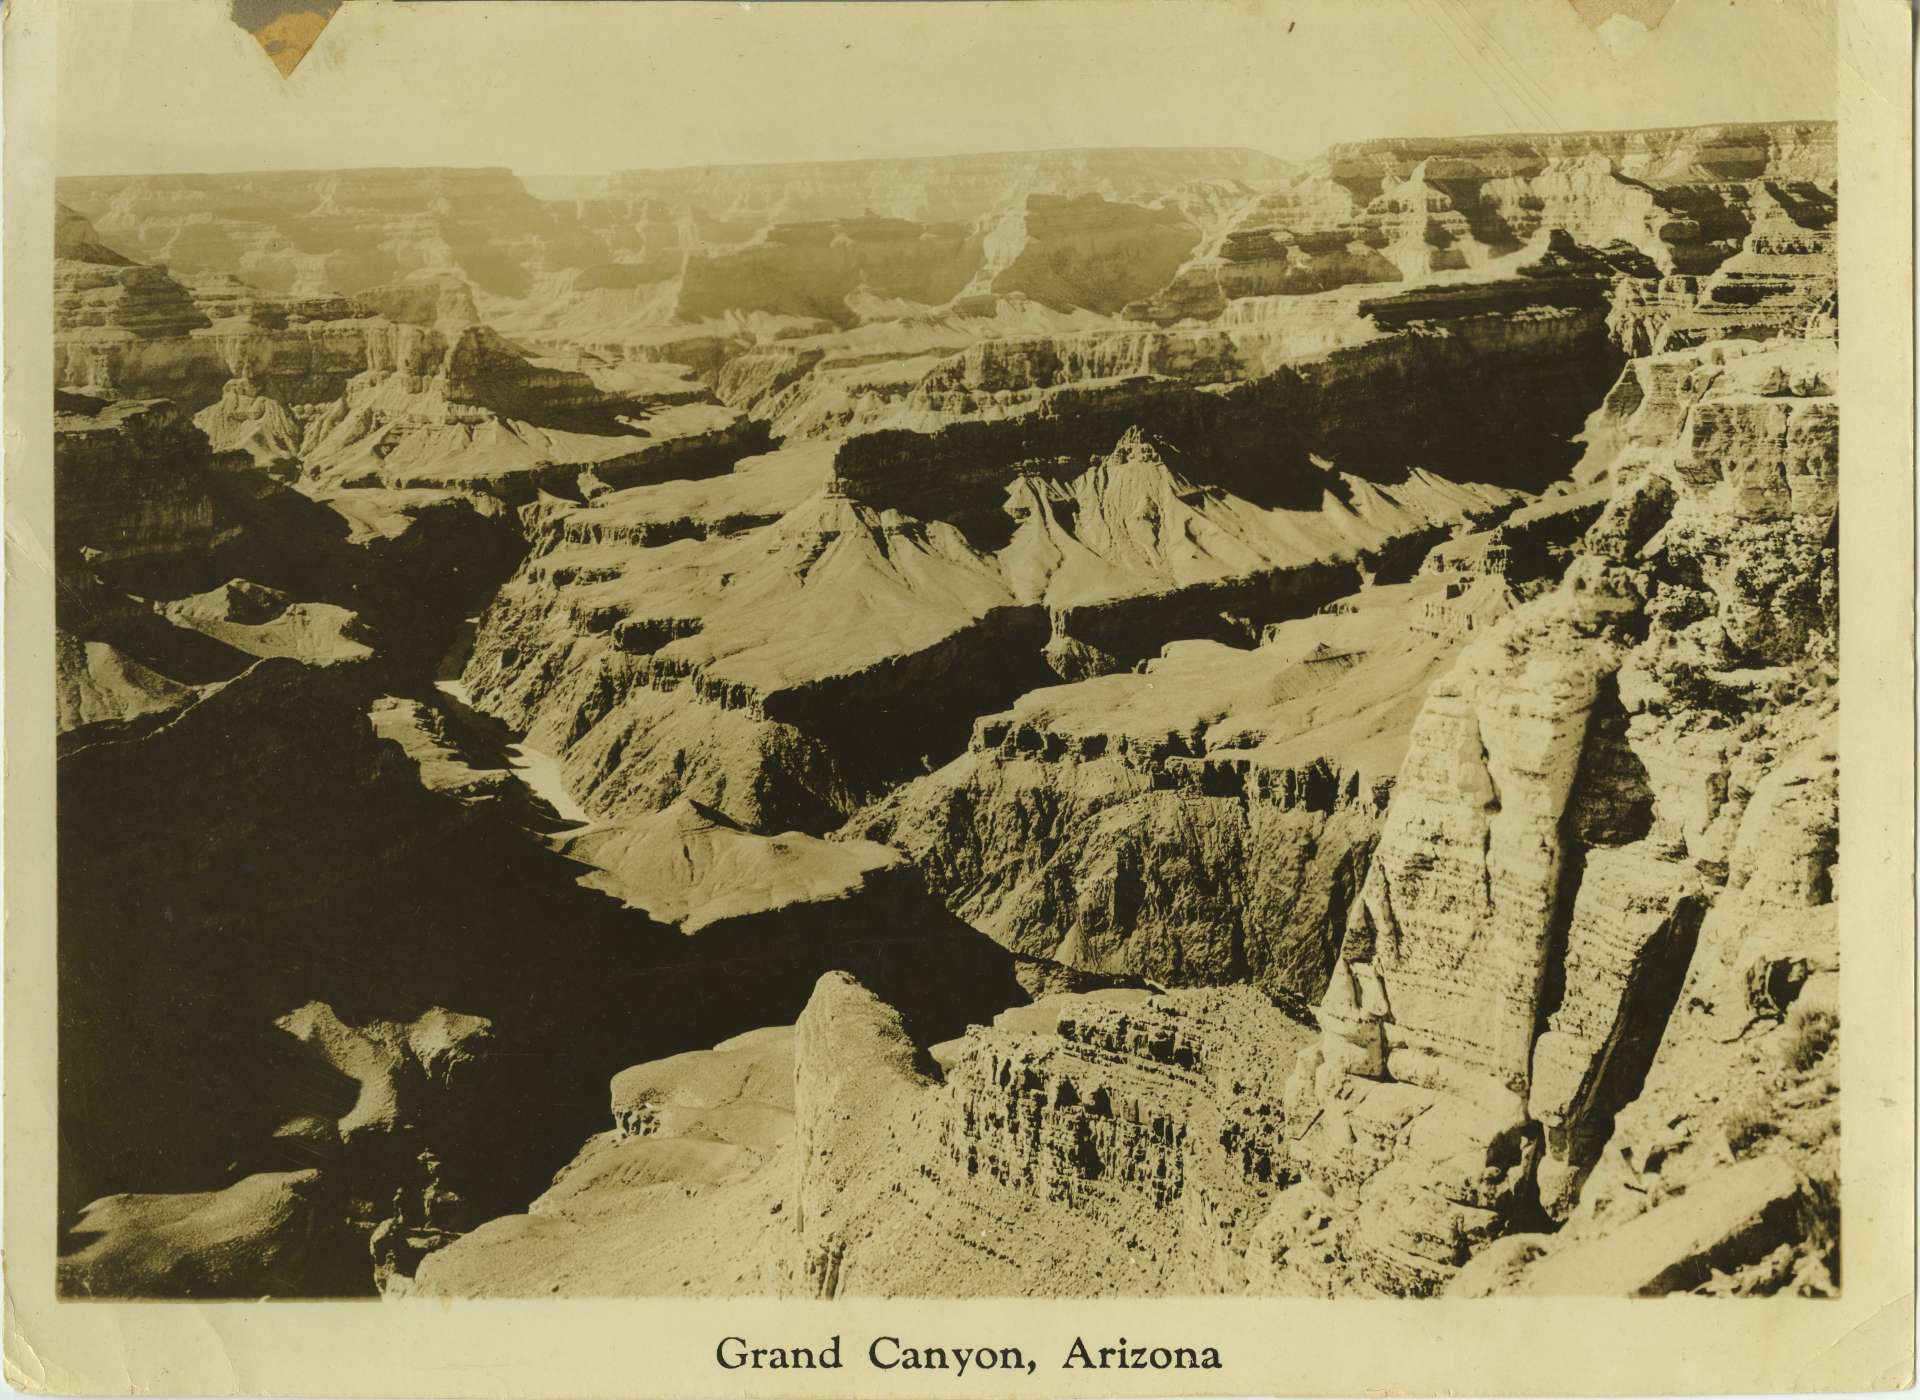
xmin=1276 ymin=332 xmax=1838 ymax=1294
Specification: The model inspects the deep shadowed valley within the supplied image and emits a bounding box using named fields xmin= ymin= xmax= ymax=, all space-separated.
xmin=54 ymin=125 xmax=1840 ymax=1299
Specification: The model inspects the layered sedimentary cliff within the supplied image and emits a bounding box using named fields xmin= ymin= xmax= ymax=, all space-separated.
xmin=459 ymin=388 xmax=1539 ymax=838
xmin=413 ymin=320 xmax=1840 ymax=1303
xmin=570 ymin=147 xmax=1294 ymax=226
xmin=410 ymin=974 xmax=1314 ymax=1298
xmin=458 ymin=225 xmax=1632 ymax=837
xmin=851 ymin=573 xmax=1517 ymax=998
xmin=1269 ymin=330 xmax=1838 ymax=1295
xmin=55 ymin=123 xmax=1842 ymax=1301
xmin=58 ymin=167 xmax=603 ymax=298
xmin=1137 ymin=123 xmax=1834 ymax=323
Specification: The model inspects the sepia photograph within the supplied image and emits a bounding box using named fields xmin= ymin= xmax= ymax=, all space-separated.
xmin=5 ymin=0 xmax=1913 ymax=1393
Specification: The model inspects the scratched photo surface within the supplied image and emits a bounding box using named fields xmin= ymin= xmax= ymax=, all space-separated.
xmin=50 ymin=0 xmax=1840 ymax=1301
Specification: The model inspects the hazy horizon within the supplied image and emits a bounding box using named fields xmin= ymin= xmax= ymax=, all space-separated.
xmin=54 ymin=0 xmax=1836 ymax=179
xmin=50 ymin=118 xmax=1845 ymax=189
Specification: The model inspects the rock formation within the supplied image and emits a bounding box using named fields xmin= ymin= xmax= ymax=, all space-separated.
xmin=1136 ymin=124 xmax=1834 ymax=323
xmin=1272 ymin=332 xmax=1837 ymax=1294
xmin=410 ymin=974 xmax=1316 ymax=1298
xmin=53 ymin=123 xmax=1841 ymax=1301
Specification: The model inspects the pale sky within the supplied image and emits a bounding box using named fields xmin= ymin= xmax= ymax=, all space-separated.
xmin=54 ymin=0 xmax=1837 ymax=178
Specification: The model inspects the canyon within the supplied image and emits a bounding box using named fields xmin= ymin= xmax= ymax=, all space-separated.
xmin=53 ymin=123 xmax=1840 ymax=1300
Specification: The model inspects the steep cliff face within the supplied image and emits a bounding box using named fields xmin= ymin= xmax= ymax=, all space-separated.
xmin=462 ymin=400 xmax=1536 ymax=842
xmin=1608 ymin=181 xmax=1835 ymax=354
xmin=56 ymin=397 xmax=224 ymax=592
xmin=461 ymin=483 xmax=1055 ymax=832
xmin=1137 ymin=124 xmax=1834 ymax=323
xmin=410 ymin=974 xmax=1315 ymax=1299
xmin=784 ymin=978 xmax=1318 ymax=1297
xmin=851 ymin=572 xmax=1519 ymax=997
xmin=731 ymin=230 xmax=1636 ymax=453
xmin=58 ymin=167 xmax=603 ymax=299
xmin=53 ymin=126 xmax=1843 ymax=1303
xmin=580 ymin=147 xmax=1294 ymax=226
xmin=970 ymin=193 xmax=1203 ymax=314
xmin=830 ymin=298 xmax=1624 ymax=541
xmin=1273 ymin=332 xmax=1838 ymax=1295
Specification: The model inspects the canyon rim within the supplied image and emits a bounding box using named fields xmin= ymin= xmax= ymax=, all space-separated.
xmin=7 ymin=0 xmax=1914 ymax=1395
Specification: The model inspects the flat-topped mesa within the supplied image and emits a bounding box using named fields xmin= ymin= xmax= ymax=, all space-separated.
xmin=582 ymin=147 xmax=1296 ymax=226
xmin=55 ymin=203 xmax=211 ymax=341
xmin=348 ymin=274 xmax=485 ymax=329
xmin=56 ymin=205 xmax=224 ymax=403
xmin=808 ymin=228 xmax=1638 ymax=455
xmin=1273 ymin=333 xmax=1838 ymax=1295
xmin=675 ymin=215 xmax=985 ymax=326
xmin=505 ymin=149 xmax=1289 ymax=354
xmin=546 ymin=190 xmax=1210 ymax=358
xmin=1320 ymin=122 xmax=1834 ymax=189
xmin=58 ymin=167 xmax=603 ymax=300
xmin=965 ymin=193 xmax=1204 ymax=315
xmin=559 ymin=796 xmax=911 ymax=936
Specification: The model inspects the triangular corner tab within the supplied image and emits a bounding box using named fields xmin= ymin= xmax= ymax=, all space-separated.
xmin=232 ymin=0 xmax=344 ymax=78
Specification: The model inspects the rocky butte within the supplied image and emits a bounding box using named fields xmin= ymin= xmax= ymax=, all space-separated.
xmin=53 ymin=124 xmax=1838 ymax=1299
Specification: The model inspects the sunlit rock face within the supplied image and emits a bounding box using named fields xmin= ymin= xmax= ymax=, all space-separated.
xmin=1136 ymin=123 xmax=1833 ymax=324
xmin=1277 ymin=333 xmax=1838 ymax=1295
xmin=51 ymin=123 xmax=1840 ymax=1301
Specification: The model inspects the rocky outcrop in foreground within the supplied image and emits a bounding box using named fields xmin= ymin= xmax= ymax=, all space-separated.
xmin=409 ymin=328 xmax=1839 ymax=1302
xmin=54 ymin=125 xmax=1841 ymax=1301
xmin=1271 ymin=332 xmax=1837 ymax=1294
xmin=409 ymin=975 xmax=1317 ymax=1298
